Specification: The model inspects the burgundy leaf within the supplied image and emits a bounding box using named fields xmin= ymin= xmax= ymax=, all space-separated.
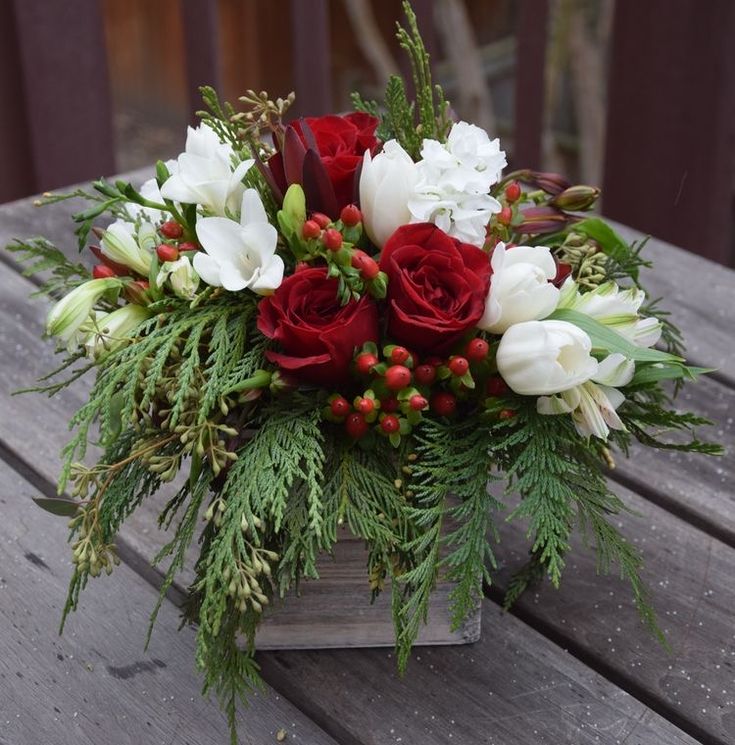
xmin=283 ymin=126 xmax=307 ymax=186
xmin=302 ymin=148 xmax=339 ymax=218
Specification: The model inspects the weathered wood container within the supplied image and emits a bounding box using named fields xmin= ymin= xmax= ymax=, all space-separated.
xmin=255 ymin=527 xmax=482 ymax=650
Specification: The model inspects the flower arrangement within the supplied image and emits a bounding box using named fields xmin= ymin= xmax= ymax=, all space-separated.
xmin=10 ymin=4 xmax=720 ymax=742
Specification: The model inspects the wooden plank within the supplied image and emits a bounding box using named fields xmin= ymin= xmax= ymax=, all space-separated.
xmin=496 ymin=483 xmax=735 ymax=745
xmin=0 ymin=459 xmax=338 ymax=745
xmin=10 ymin=0 xmax=116 ymax=194
xmin=602 ymin=1 xmax=735 ymax=266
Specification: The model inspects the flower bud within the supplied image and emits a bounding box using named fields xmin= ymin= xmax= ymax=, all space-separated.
xmin=101 ymin=221 xmax=153 ymax=276
xmin=156 ymin=255 xmax=200 ymax=299
xmin=525 ymin=170 xmax=571 ymax=195
xmin=550 ymin=185 xmax=601 ymax=212
xmin=84 ymin=304 xmax=152 ymax=361
xmin=46 ymin=278 xmax=122 ymax=340
xmin=517 ymin=205 xmax=568 ymax=234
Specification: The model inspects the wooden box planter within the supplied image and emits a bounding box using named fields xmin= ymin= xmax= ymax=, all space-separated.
xmin=255 ymin=527 xmax=481 ymax=650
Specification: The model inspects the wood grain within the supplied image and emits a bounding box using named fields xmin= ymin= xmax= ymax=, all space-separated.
xmin=0 ymin=460 xmax=338 ymax=745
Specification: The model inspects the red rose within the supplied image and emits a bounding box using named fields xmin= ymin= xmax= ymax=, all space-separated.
xmin=267 ymin=113 xmax=379 ymax=218
xmin=379 ymin=224 xmax=491 ymax=355
xmin=257 ymin=267 xmax=379 ymax=387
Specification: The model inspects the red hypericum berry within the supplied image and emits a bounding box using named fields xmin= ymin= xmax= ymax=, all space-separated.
xmin=302 ymin=220 xmax=321 ymax=240
xmin=486 ymin=376 xmax=509 ymax=397
xmin=448 ymin=356 xmax=470 ymax=377
xmin=345 ymin=412 xmax=368 ymax=439
xmin=431 ymin=392 xmax=457 ymax=417
xmin=505 ymin=182 xmax=522 ymax=203
xmin=355 ymin=352 xmax=379 ymax=375
xmin=160 ymin=220 xmax=184 ymax=239
xmin=311 ymin=212 xmax=331 ymax=229
xmin=381 ymin=396 xmax=399 ymax=412
xmin=178 ymin=241 xmax=199 ymax=252
xmin=92 ymin=264 xmax=116 ymax=279
xmin=390 ymin=346 xmax=410 ymax=365
xmin=322 ymin=228 xmax=343 ymax=252
xmin=330 ymin=396 xmax=351 ymax=417
xmin=380 ymin=414 xmax=400 ymax=434
xmin=409 ymin=395 xmax=428 ymax=411
xmin=414 ymin=364 xmax=437 ymax=386
xmin=385 ymin=365 xmax=412 ymax=391
xmin=340 ymin=204 xmax=362 ymax=227
xmin=497 ymin=206 xmax=513 ymax=226
xmin=465 ymin=338 xmax=490 ymax=362
xmin=351 ymin=250 xmax=380 ymax=280
xmin=356 ymin=397 xmax=375 ymax=415
xmin=499 ymin=408 xmax=517 ymax=420
xmin=156 ymin=244 xmax=179 ymax=262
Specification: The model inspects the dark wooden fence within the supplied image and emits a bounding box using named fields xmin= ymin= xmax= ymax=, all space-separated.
xmin=1 ymin=0 xmax=733 ymax=264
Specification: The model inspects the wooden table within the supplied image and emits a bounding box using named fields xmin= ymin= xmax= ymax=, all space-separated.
xmin=1 ymin=173 xmax=733 ymax=745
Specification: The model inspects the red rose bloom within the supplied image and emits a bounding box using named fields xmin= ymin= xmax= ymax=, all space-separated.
xmin=267 ymin=113 xmax=379 ymax=218
xmin=379 ymin=224 xmax=492 ymax=355
xmin=257 ymin=267 xmax=379 ymax=387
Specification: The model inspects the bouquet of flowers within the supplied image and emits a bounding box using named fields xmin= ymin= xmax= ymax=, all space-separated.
xmin=11 ymin=4 xmax=719 ymax=741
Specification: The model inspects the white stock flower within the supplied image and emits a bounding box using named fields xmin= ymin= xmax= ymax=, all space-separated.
xmin=407 ymin=121 xmax=506 ymax=247
xmin=101 ymin=220 xmax=154 ymax=276
xmin=558 ymin=279 xmax=662 ymax=347
xmin=156 ymin=255 xmax=200 ymax=299
xmin=84 ymin=304 xmax=152 ymax=361
xmin=477 ymin=243 xmax=559 ymax=334
xmin=46 ymin=278 xmax=122 ymax=341
xmin=160 ymin=124 xmax=253 ymax=215
xmin=194 ymin=189 xmax=283 ymax=294
xmin=537 ymin=352 xmax=635 ymax=440
xmin=359 ymin=140 xmax=418 ymax=247
xmin=496 ymin=319 xmax=598 ymax=396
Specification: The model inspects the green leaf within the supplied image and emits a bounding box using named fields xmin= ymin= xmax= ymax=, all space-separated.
xmin=630 ymin=364 xmax=713 ymax=387
xmin=33 ymin=496 xmax=80 ymax=517
xmin=549 ymin=308 xmax=683 ymax=364
xmin=572 ymin=218 xmax=635 ymax=278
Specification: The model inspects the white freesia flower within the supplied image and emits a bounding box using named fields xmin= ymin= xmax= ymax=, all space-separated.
xmin=478 ymin=243 xmax=559 ymax=334
xmin=84 ymin=304 xmax=152 ymax=361
xmin=160 ymin=124 xmax=253 ymax=215
xmin=101 ymin=220 xmax=154 ymax=276
xmin=496 ymin=319 xmax=598 ymax=395
xmin=194 ymin=189 xmax=283 ymax=294
xmin=124 ymin=177 xmax=168 ymax=224
xmin=46 ymin=277 xmax=122 ymax=341
xmin=537 ymin=352 xmax=635 ymax=440
xmin=407 ymin=121 xmax=506 ymax=247
xmin=156 ymin=255 xmax=200 ymax=299
xmin=558 ymin=279 xmax=662 ymax=347
xmin=360 ymin=140 xmax=418 ymax=247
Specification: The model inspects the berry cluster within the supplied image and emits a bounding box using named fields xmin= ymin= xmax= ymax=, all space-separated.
xmin=324 ymin=338 xmax=515 ymax=446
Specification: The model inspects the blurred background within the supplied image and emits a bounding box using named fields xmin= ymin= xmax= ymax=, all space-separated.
xmin=1 ymin=0 xmax=733 ymax=264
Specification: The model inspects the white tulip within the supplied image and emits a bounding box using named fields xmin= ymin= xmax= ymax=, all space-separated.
xmin=496 ymin=319 xmax=598 ymax=395
xmin=477 ymin=243 xmax=559 ymax=334
xmin=46 ymin=277 xmax=122 ymax=341
xmin=558 ymin=279 xmax=661 ymax=347
xmin=101 ymin=221 xmax=154 ymax=276
xmin=359 ymin=140 xmax=418 ymax=247
xmin=156 ymin=255 xmax=200 ymax=299
xmin=194 ymin=189 xmax=283 ymax=294
xmin=84 ymin=304 xmax=152 ymax=361
xmin=160 ymin=124 xmax=253 ymax=216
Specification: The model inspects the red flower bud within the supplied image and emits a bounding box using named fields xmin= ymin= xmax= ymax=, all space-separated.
xmin=351 ymin=250 xmax=380 ymax=280
xmin=389 ymin=346 xmax=410 ymax=365
xmin=311 ymin=212 xmax=331 ymax=229
xmin=414 ymin=364 xmax=436 ymax=386
xmin=409 ymin=394 xmax=428 ymax=411
xmin=499 ymin=408 xmax=517 ymax=420
xmin=497 ymin=207 xmax=513 ymax=226
xmin=156 ymin=244 xmax=179 ymax=262
xmin=355 ymin=352 xmax=379 ymax=375
xmin=330 ymin=396 xmax=351 ymax=417
xmin=356 ymin=397 xmax=375 ymax=415
xmin=384 ymin=365 xmax=411 ymax=391
xmin=505 ymin=182 xmax=521 ymax=203
xmin=345 ymin=412 xmax=368 ymax=438
xmin=486 ymin=376 xmax=509 ymax=397
xmin=322 ymin=228 xmax=343 ymax=251
xmin=160 ymin=221 xmax=184 ymax=239
xmin=302 ymin=220 xmax=321 ymax=239
xmin=92 ymin=264 xmax=116 ymax=279
xmin=448 ymin=356 xmax=469 ymax=376
xmin=518 ymin=205 xmax=567 ymax=234
xmin=340 ymin=204 xmax=362 ymax=227
xmin=380 ymin=414 xmax=400 ymax=434
xmin=431 ymin=392 xmax=456 ymax=417
xmin=178 ymin=241 xmax=199 ymax=252
xmin=465 ymin=338 xmax=489 ymax=361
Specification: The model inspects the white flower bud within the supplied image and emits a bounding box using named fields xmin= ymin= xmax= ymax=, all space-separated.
xmin=46 ymin=278 xmax=122 ymax=341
